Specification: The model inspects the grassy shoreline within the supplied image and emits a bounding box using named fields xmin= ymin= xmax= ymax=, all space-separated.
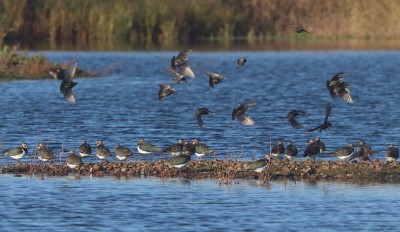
xmin=2 ymin=159 xmax=400 ymax=184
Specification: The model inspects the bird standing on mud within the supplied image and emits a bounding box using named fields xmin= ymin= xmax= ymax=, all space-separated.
xmin=386 ymin=144 xmax=399 ymax=162
xmin=271 ymin=140 xmax=285 ymax=158
xmin=232 ymin=101 xmax=257 ymax=126
xmin=285 ymin=140 xmax=298 ymax=160
xmin=194 ymin=108 xmax=216 ymax=129
xmin=95 ymin=140 xmax=112 ymax=160
xmin=3 ymin=142 xmax=28 ymax=164
xmin=287 ymin=109 xmax=309 ymax=129
xmin=171 ymin=48 xmax=195 ymax=78
xmin=66 ymin=151 xmax=83 ymax=169
xmin=329 ymin=143 xmax=354 ymax=161
xmin=306 ymin=103 xmax=333 ymax=133
xmin=163 ymin=138 xmax=184 ymax=156
xmin=59 ymin=62 xmax=78 ymax=103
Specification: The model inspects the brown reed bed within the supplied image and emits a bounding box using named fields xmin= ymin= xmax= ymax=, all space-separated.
xmin=2 ymin=159 xmax=400 ymax=184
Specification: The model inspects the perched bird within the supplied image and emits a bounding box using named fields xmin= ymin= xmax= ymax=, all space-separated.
xmin=329 ymin=143 xmax=354 ymax=161
xmin=137 ymin=138 xmax=161 ymax=154
xmin=165 ymin=153 xmax=191 ymax=169
xmin=386 ymin=144 xmax=399 ymax=162
xmin=114 ymin=144 xmax=133 ymax=161
xmin=171 ymin=48 xmax=195 ymax=78
xmin=294 ymin=25 xmax=311 ymax=34
xmin=66 ymin=151 xmax=83 ymax=169
xmin=183 ymin=141 xmax=196 ymax=156
xmin=306 ymin=103 xmax=333 ymax=133
xmin=95 ymin=140 xmax=112 ymax=160
xmin=236 ymin=58 xmax=247 ymax=69
xmin=194 ymin=108 xmax=216 ymax=129
xmin=304 ymin=139 xmax=320 ymax=160
xmin=3 ymin=142 xmax=28 ymax=163
xmin=163 ymin=139 xmax=184 ymax=156
xmin=271 ymin=140 xmax=285 ymax=158
xmin=244 ymin=155 xmax=270 ymax=173
xmin=285 ymin=140 xmax=298 ymax=160
xmin=314 ymin=137 xmax=326 ymax=153
xmin=192 ymin=138 xmax=215 ymax=157
xmin=326 ymin=72 xmax=353 ymax=103
xmin=59 ymin=62 xmax=78 ymax=103
xmin=158 ymin=84 xmax=176 ymax=101
xmin=36 ymin=143 xmax=55 ymax=162
xmin=350 ymin=140 xmax=376 ymax=162
xmin=79 ymin=140 xmax=92 ymax=157
xmin=169 ymin=69 xmax=190 ymax=86
xmin=207 ymin=72 xmax=227 ymax=88
xmin=232 ymin=101 xmax=257 ymax=126
xmin=287 ymin=110 xmax=309 ymax=129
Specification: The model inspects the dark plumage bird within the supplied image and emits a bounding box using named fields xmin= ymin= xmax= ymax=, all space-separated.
xmin=114 ymin=144 xmax=133 ymax=161
xmin=349 ymin=141 xmax=376 ymax=162
xmin=165 ymin=153 xmax=191 ymax=169
xmin=183 ymin=141 xmax=196 ymax=156
xmin=171 ymin=48 xmax=195 ymax=78
xmin=285 ymin=140 xmax=298 ymax=160
xmin=59 ymin=62 xmax=78 ymax=103
xmin=207 ymin=72 xmax=227 ymax=88
xmin=304 ymin=139 xmax=320 ymax=160
xmin=192 ymin=138 xmax=215 ymax=157
xmin=329 ymin=143 xmax=354 ymax=161
xmin=49 ymin=64 xmax=66 ymax=80
xmin=163 ymin=139 xmax=184 ymax=156
xmin=137 ymin=138 xmax=161 ymax=154
xmin=271 ymin=140 xmax=285 ymax=158
xmin=194 ymin=108 xmax=216 ymax=129
xmin=79 ymin=140 xmax=92 ymax=157
xmin=294 ymin=25 xmax=311 ymax=34
xmin=306 ymin=103 xmax=333 ymax=133
xmin=232 ymin=101 xmax=257 ymax=126
xmin=244 ymin=155 xmax=270 ymax=173
xmin=236 ymin=58 xmax=247 ymax=69
xmin=287 ymin=110 xmax=309 ymax=129
xmin=169 ymin=69 xmax=190 ymax=86
xmin=314 ymin=137 xmax=326 ymax=153
xmin=386 ymin=144 xmax=399 ymax=162
xmin=3 ymin=142 xmax=28 ymax=163
xmin=326 ymin=72 xmax=353 ymax=103
xmin=37 ymin=143 xmax=55 ymax=162
xmin=66 ymin=151 xmax=83 ymax=169
xmin=158 ymin=84 xmax=176 ymax=101
xmin=95 ymin=140 xmax=111 ymax=160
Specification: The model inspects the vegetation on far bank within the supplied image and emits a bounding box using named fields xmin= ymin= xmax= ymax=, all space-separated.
xmin=0 ymin=0 xmax=399 ymax=49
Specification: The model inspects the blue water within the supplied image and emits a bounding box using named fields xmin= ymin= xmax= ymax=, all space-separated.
xmin=1 ymin=51 xmax=400 ymax=164
xmin=0 ymin=175 xmax=399 ymax=231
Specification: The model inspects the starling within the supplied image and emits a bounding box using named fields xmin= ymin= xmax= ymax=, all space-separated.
xmin=171 ymin=48 xmax=195 ymax=78
xmin=304 ymin=139 xmax=320 ymax=160
xmin=306 ymin=103 xmax=333 ymax=133
xmin=232 ymin=101 xmax=257 ymax=126
xmin=158 ymin=84 xmax=176 ymax=101
xmin=326 ymin=72 xmax=353 ymax=103
xmin=236 ymin=58 xmax=247 ymax=69
xmin=169 ymin=69 xmax=190 ymax=86
xmin=59 ymin=62 xmax=78 ymax=104
xmin=294 ymin=25 xmax=311 ymax=34
xmin=207 ymin=72 xmax=227 ymax=88
xmin=287 ymin=109 xmax=309 ymax=129
xmin=194 ymin=108 xmax=216 ymax=129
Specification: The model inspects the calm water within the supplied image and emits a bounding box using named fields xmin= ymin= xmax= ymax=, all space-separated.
xmin=1 ymin=51 xmax=400 ymax=164
xmin=0 ymin=175 xmax=399 ymax=231
xmin=1 ymin=51 xmax=400 ymax=231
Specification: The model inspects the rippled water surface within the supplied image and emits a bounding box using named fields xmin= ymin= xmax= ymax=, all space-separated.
xmin=0 ymin=175 xmax=399 ymax=231
xmin=1 ymin=51 xmax=400 ymax=163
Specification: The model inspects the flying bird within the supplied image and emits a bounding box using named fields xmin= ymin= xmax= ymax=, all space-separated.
xmin=158 ymin=84 xmax=176 ymax=101
xmin=236 ymin=58 xmax=247 ymax=69
xmin=169 ymin=69 xmax=190 ymax=86
xmin=326 ymin=72 xmax=353 ymax=103
xmin=232 ymin=101 xmax=257 ymax=126
xmin=207 ymin=72 xmax=227 ymax=88
xmin=294 ymin=25 xmax=311 ymax=34
xmin=59 ymin=62 xmax=78 ymax=103
xmin=287 ymin=110 xmax=309 ymax=129
xmin=171 ymin=48 xmax=195 ymax=78
xmin=306 ymin=103 xmax=333 ymax=133
xmin=194 ymin=108 xmax=216 ymax=129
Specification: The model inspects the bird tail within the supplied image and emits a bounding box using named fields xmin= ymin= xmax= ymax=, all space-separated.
xmin=290 ymin=120 xmax=303 ymax=129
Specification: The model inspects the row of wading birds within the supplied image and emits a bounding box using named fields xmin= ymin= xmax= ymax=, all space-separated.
xmin=2 ymin=27 xmax=400 ymax=171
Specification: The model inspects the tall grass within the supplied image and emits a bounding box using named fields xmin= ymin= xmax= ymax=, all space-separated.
xmin=0 ymin=0 xmax=399 ymax=48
